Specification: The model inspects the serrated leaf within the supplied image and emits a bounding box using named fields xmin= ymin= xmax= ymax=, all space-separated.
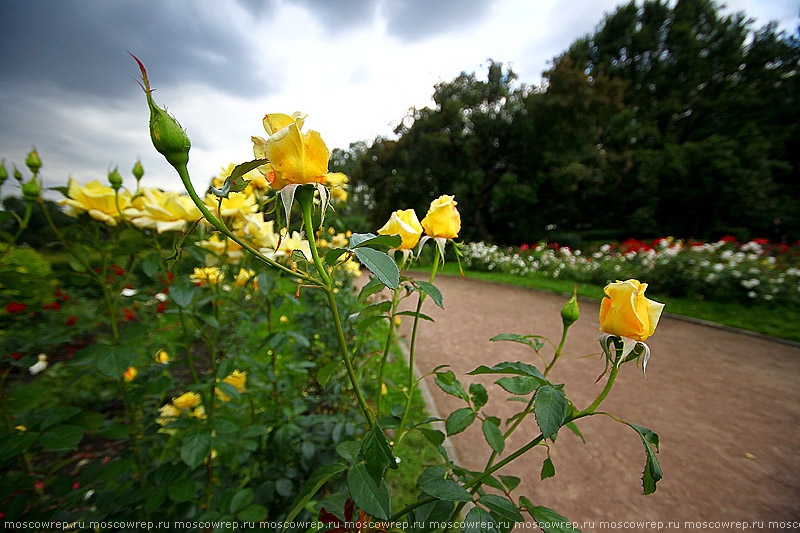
xmin=216 ymin=382 xmax=241 ymax=402
xmin=482 ymin=419 xmax=505 ymax=454
xmin=348 ymin=464 xmax=391 ymax=520
xmin=499 ymin=475 xmax=520 ymax=492
xmin=325 ymin=248 xmax=348 ymax=266
xmin=348 ymin=232 xmax=377 ymax=247
xmin=565 ymin=421 xmax=586 ymax=444
xmin=415 ymin=280 xmax=444 ymax=308
xmin=291 ymin=249 xmax=309 ymax=263
xmin=351 ymin=234 xmax=402 ymax=249
xmin=352 ymin=247 xmax=399 ymax=289
xmin=40 ymin=424 xmax=84 ymax=451
xmin=490 ymin=334 xmax=545 ymax=351
xmin=180 ymin=430 xmax=211 ymax=469
xmin=496 ymin=376 xmax=541 ymax=395
xmin=526 ymin=503 xmax=580 ymax=533
xmin=435 ymin=370 xmax=470 ymax=402
xmin=470 ymin=383 xmax=488 ymax=409
xmin=464 ymin=506 xmax=499 ymax=533
xmin=95 ymin=344 xmax=135 ymax=380
xmin=478 ymin=494 xmax=524 ymax=523
xmin=627 ymin=423 xmax=662 ymax=495
xmin=446 ymin=408 xmax=476 ymax=436
xmin=318 ymin=361 xmax=338 ymax=387
xmin=418 ymin=478 xmax=472 ymax=502
xmin=413 ymin=498 xmax=454 ymax=533
xmin=336 ymin=441 xmax=361 ymax=464
xmin=418 ymin=428 xmax=445 ymax=446
xmin=468 ymin=362 xmax=547 ymax=382
xmin=534 ymin=385 xmax=567 ymax=438
xmin=285 ymin=462 xmax=348 ymax=524
xmin=541 ymin=457 xmax=555 ymax=480
xmin=360 ymin=423 xmax=397 ymax=483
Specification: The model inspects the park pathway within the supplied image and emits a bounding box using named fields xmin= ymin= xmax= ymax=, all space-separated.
xmin=395 ymin=274 xmax=800 ymax=533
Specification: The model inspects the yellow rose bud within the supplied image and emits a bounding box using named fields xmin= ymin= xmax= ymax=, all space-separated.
xmin=421 ymin=195 xmax=461 ymax=239
xmin=378 ymin=209 xmax=423 ymax=250
xmin=599 ymin=279 xmax=665 ymax=342
xmin=216 ymin=370 xmax=247 ymax=402
xmin=15 ymin=425 xmax=27 ymax=432
xmin=172 ymin=391 xmax=201 ymax=410
xmin=123 ymin=366 xmax=137 ymax=382
xmin=155 ymin=350 xmax=170 ymax=364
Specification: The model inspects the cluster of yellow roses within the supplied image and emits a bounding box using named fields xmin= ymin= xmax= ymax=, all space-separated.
xmin=377 ymin=195 xmax=462 ymax=259
xmin=156 ymin=370 xmax=247 ymax=428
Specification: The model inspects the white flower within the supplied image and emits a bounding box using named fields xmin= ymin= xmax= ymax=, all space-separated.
xmin=29 ymin=354 xmax=48 ymax=375
xmin=121 ymin=288 xmax=138 ymax=297
xmin=154 ymin=292 xmax=168 ymax=302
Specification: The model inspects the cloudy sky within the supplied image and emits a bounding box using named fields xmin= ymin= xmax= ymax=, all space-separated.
xmin=1 ymin=0 xmax=796 ymax=195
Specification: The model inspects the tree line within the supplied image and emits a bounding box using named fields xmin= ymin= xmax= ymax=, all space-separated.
xmin=332 ymin=0 xmax=799 ymax=246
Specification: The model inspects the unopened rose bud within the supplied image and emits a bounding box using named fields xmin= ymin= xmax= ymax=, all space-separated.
xmin=132 ymin=55 xmax=191 ymax=170
xmin=108 ymin=167 xmax=123 ymax=191
xmin=25 ymin=148 xmax=42 ymax=175
xmin=22 ymin=177 xmax=41 ymax=204
xmin=560 ymin=285 xmax=580 ymax=328
xmin=13 ymin=165 xmax=23 ymax=183
xmin=132 ymin=160 xmax=144 ymax=182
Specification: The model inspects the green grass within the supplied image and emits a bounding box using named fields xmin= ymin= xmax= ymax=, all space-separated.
xmin=434 ymin=263 xmax=800 ymax=343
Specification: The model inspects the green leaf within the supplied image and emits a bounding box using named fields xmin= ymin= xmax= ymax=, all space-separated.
xmin=351 ymin=234 xmax=402 ymax=249
xmin=534 ymin=385 xmax=567 ymax=438
xmin=482 ymin=419 xmax=505 ymax=454
xmin=356 ymin=276 xmax=385 ymax=305
xmin=211 ymin=417 xmax=239 ymax=434
xmin=141 ymin=252 xmax=161 ymax=279
xmin=318 ymin=361 xmax=338 ymax=387
xmin=168 ymin=477 xmax=196 ymax=503
xmin=413 ymin=498 xmax=455 ymax=533
xmin=464 ymin=505 xmax=499 ymax=533
xmin=415 ymin=280 xmax=444 ymax=308
xmin=499 ymin=475 xmax=520 ymax=492
xmin=395 ymin=310 xmax=435 ymax=322
xmin=496 ymin=376 xmax=541 ymax=395
xmin=435 ymin=370 xmax=470 ymax=402
xmin=284 ymin=462 xmax=348 ymax=524
xmin=490 ymin=334 xmax=545 ymax=351
xmin=418 ymin=428 xmax=445 ymax=446
xmin=360 ymin=423 xmax=397 ymax=483
xmin=565 ymin=421 xmax=586 ymax=444
xmin=352 ymin=247 xmax=399 ymax=289
xmin=347 ymin=464 xmax=391 ymax=521
xmin=95 ymin=344 xmax=135 ymax=380
xmin=36 ymin=406 xmax=82 ymax=431
xmin=0 ymin=432 xmax=39 ymax=462
xmin=209 ymin=159 xmax=267 ymax=198
xmin=145 ymin=486 xmax=167 ymax=513
xmin=325 ymin=248 xmax=348 ymax=266
xmin=67 ymin=245 xmax=89 ymax=272
xmin=230 ymin=488 xmax=254 ymax=514
xmin=418 ymin=478 xmax=472 ymax=502
xmin=180 ymin=430 xmax=211 ymax=469
xmin=238 ymin=505 xmax=268 ymax=522
xmin=525 ymin=503 xmax=580 ymax=533
xmin=468 ymin=361 xmax=547 ymax=382
xmin=291 ymin=249 xmax=309 ymax=263
xmin=336 ymin=441 xmax=361 ymax=464
xmin=541 ymin=457 xmax=555 ymax=480
xmin=169 ymin=282 xmax=195 ymax=308
xmin=216 ymin=382 xmax=241 ymax=402
xmin=469 ymin=383 xmax=488 ymax=409
xmin=477 ymin=494 xmax=524 ymax=523
xmin=446 ymin=408 xmax=476 ymax=436
xmin=627 ymin=423 xmax=662 ymax=495
xmin=348 ymin=232 xmax=377 ymax=247
xmin=40 ymin=424 xmax=84 ymax=451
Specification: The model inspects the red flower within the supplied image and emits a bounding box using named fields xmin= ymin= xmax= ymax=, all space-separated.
xmin=519 ymin=243 xmax=530 ymax=250
xmin=156 ymin=302 xmax=167 ymax=314
xmin=10 ymin=353 xmax=21 ymax=360
xmin=123 ymin=308 xmax=135 ymax=321
xmin=753 ymin=238 xmax=769 ymax=245
xmin=5 ymin=302 xmax=26 ymax=313
xmin=43 ymin=302 xmax=61 ymax=311
xmin=719 ymin=235 xmax=738 ymax=243
xmin=66 ymin=316 xmax=78 ymax=326
xmin=318 ymin=499 xmax=390 ymax=533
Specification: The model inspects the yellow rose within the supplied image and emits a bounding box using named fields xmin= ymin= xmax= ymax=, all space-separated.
xmin=217 ymin=162 xmax=267 ymax=190
xmin=216 ymin=370 xmax=247 ymax=402
xmin=251 ymin=112 xmax=330 ymax=190
xmin=123 ymin=366 xmax=137 ymax=382
xmin=197 ymin=234 xmax=245 ymax=262
xmin=155 ymin=350 xmax=170 ymax=364
xmin=203 ymin=188 xmax=259 ymax=220
xmin=59 ymin=179 xmax=131 ymax=226
xmin=124 ymin=188 xmax=200 ymax=233
xmin=156 ymin=403 xmax=181 ymax=426
xmin=324 ymin=172 xmax=349 ymax=203
xmin=599 ymin=279 xmax=665 ymax=342
xmin=421 ymin=195 xmax=461 ymax=239
xmin=234 ymin=268 xmax=257 ymax=290
xmin=172 ymin=391 xmax=201 ymax=410
xmin=189 ymin=267 xmax=224 ymax=286
xmin=378 ymin=209 xmax=424 ymax=250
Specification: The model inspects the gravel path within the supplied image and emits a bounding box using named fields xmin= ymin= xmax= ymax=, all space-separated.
xmin=395 ymin=274 xmax=800 ymax=533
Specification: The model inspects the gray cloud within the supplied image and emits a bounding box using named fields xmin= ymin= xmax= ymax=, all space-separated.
xmin=0 ymin=0 xmax=276 ymax=98
xmin=380 ymin=0 xmax=496 ymax=41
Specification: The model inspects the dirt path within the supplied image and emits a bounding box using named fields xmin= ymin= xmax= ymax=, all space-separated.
xmin=395 ymin=274 xmax=800 ymax=533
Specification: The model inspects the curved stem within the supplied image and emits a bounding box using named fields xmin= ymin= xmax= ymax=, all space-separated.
xmin=575 ymin=363 xmax=620 ymax=417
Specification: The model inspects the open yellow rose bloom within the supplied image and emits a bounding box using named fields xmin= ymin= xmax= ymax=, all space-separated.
xmin=124 ymin=188 xmax=201 ymax=233
xmin=378 ymin=209 xmax=424 ymax=250
xmin=252 ymin=112 xmax=330 ymax=190
xmin=59 ymin=179 xmax=131 ymax=226
xmin=422 ymin=195 xmax=461 ymax=239
xmin=599 ymin=279 xmax=665 ymax=342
